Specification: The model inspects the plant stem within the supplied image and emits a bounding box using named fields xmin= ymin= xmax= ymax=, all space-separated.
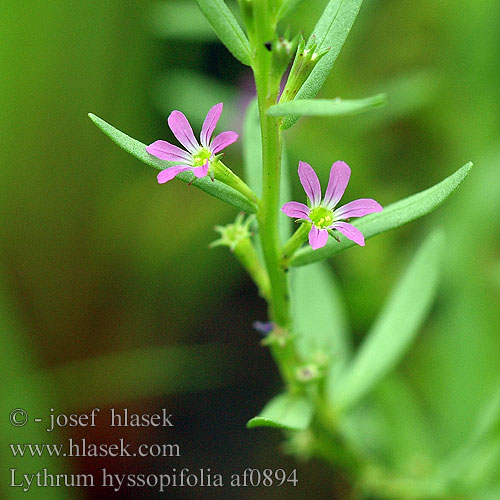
xmin=281 ymin=222 xmax=310 ymax=266
xmin=252 ymin=0 xmax=290 ymax=330
xmin=233 ymin=238 xmax=271 ymax=300
xmin=213 ymin=158 xmax=260 ymax=208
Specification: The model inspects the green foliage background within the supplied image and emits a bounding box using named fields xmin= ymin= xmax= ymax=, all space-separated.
xmin=1 ymin=0 xmax=499 ymax=498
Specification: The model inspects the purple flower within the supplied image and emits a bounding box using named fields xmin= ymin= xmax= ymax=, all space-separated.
xmin=146 ymin=103 xmax=239 ymax=184
xmin=252 ymin=321 xmax=275 ymax=335
xmin=282 ymin=161 xmax=383 ymax=250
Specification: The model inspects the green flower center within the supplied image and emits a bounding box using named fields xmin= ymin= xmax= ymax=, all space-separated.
xmin=192 ymin=148 xmax=212 ymax=167
xmin=309 ymin=206 xmax=335 ymax=229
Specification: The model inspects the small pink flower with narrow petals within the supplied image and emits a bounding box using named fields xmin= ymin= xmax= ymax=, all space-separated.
xmin=282 ymin=161 xmax=383 ymax=250
xmin=146 ymin=103 xmax=238 ymax=184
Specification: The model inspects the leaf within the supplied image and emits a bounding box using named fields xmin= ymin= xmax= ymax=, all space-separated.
xmin=247 ymin=393 xmax=314 ymax=430
xmin=88 ymin=113 xmax=257 ymax=213
xmin=290 ymin=162 xmax=473 ymax=267
xmin=332 ymin=230 xmax=444 ymax=411
xmin=282 ymin=0 xmax=365 ymax=129
xmin=366 ymin=375 xmax=436 ymax=466
xmin=336 ymin=375 xmax=436 ymax=468
xmin=195 ymin=0 xmax=252 ymax=66
xmin=466 ymin=383 xmax=500 ymax=447
xmin=292 ymin=262 xmax=350 ymax=364
xmin=442 ymin=381 xmax=500 ymax=482
xmin=243 ymin=99 xmax=262 ymax=195
xmin=268 ymin=94 xmax=386 ymax=118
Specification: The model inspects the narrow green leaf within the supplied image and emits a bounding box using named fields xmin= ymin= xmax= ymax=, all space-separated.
xmin=243 ymin=99 xmax=262 ymax=195
xmin=282 ymin=0 xmax=364 ymax=129
xmin=336 ymin=375 xmax=436 ymax=468
xmin=480 ymin=486 xmax=500 ymax=500
xmin=195 ymin=0 xmax=251 ymax=65
xmin=247 ymin=393 xmax=314 ymax=430
xmin=367 ymin=376 xmax=436 ymax=466
xmin=269 ymin=94 xmax=386 ymax=118
xmin=88 ymin=113 xmax=257 ymax=213
xmin=442 ymin=381 xmax=500 ymax=481
xmin=466 ymin=383 xmax=500 ymax=447
xmin=292 ymin=262 xmax=350 ymax=363
xmin=290 ymin=162 xmax=473 ymax=267
xmin=332 ymin=230 xmax=444 ymax=411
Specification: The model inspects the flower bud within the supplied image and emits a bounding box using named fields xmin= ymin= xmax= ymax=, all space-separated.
xmin=295 ymin=364 xmax=321 ymax=383
xmin=271 ymin=33 xmax=300 ymax=81
xmin=210 ymin=213 xmax=254 ymax=252
xmin=279 ymin=35 xmax=330 ymax=104
xmin=210 ymin=214 xmax=270 ymax=299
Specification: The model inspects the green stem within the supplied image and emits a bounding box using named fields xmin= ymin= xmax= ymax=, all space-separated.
xmin=233 ymin=238 xmax=271 ymax=300
xmin=245 ymin=0 xmax=302 ymax=389
xmin=281 ymin=222 xmax=311 ymax=266
xmin=252 ymin=0 xmax=290 ymax=329
xmin=212 ymin=158 xmax=260 ymax=208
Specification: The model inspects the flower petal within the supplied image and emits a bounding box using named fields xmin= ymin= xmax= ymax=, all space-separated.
xmin=146 ymin=140 xmax=192 ymax=163
xmin=308 ymin=226 xmax=329 ymax=250
xmin=168 ymin=110 xmax=200 ymax=153
xmin=298 ymin=161 xmax=321 ymax=206
xmin=192 ymin=162 xmax=209 ymax=178
xmin=157 ymin=165 xmax=192 ymax=184
xmin=334 ymin=198 xmax=383 ymax=219
xmin=323 ymin=161 xmax=351 ymax=209
xmin=331 ymin=221 xmax=365 ymax=246
xmin=211 ymin=131 xmax=239 ymax=153
xmin=281 ymin=201 xmax=311 ymax=219
xmin=200 ymin=103 xmax=223 ymax=148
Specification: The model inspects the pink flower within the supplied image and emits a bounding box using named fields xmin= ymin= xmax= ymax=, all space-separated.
xmin=282 ymin=161 xmax=383 ymax=250
xmin=146 ymin=103 xmax=239 ymax=183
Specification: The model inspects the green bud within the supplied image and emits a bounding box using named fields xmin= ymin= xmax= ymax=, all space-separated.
xmin=210 ymin=213 xmax=254 ymax=252
xmin=261 ymin=325 xmax=293 ymax=348
xmin=210 ymin=214 xmax=270 ymax=299
xmin=271 ymin=33 xmax=300 ymax=81
xmin=295 ymin=363 xmax=322 ymax=383
xmin=279 ymin=35 xmax=330 ymax=104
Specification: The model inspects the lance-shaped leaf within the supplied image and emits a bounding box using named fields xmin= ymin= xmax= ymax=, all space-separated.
xmin=282 ymin=0 xmax=364 ymax=129
xmin=332 ymin=230 xmax=444 ymax=411
xmin=289 ymin=162 xmax=473 ymax=267
xmin=247 ymin=393 xmax=314 ymax=430
xmin=243 ymin=99 xmax=262 ymax=195
xmin=88 ymin=113 xmax=257 ymax=213
xmin=195 ymin=0 xmax=251 ymax=66
xmin=442 ymin=382 xmax=500 ymax=481
xmin=292 ymin=262 xmax=350 ymax=365
xmin=269 ymin=94 xmax=386 ymax=118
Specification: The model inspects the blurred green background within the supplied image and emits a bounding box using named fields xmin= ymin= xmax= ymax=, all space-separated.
xmin=1 ymin=0 xmax=499 ymax=498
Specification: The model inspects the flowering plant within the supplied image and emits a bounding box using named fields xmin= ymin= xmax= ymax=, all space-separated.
xmin=282 ymin=161 xmax=382 ymax=249
xmin=89 ymin=0 xmax=476 ymax=497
